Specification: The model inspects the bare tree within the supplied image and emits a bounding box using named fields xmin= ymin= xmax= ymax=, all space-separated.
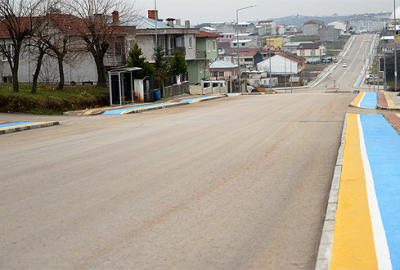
xmin=39 ymin=10 xmax=86 ymax=90
xmin=0 ymin=0 xmax=43 ymax=92
xmin=66 ymin=0 xmax=137 ymax=88
xmin=28 ymin=36 xmax=51 ymax=93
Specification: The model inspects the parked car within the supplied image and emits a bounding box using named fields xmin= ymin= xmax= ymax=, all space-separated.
xmin=366 ymin=74 xmax=378 ymax=80
xmin=343 ymin=63 xmax=347 ymax=67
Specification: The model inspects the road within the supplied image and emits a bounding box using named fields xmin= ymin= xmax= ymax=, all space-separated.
xmin=0 ymin=35 xmax=378 ymax=269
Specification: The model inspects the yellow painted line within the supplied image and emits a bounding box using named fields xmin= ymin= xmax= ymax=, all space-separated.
xmin=0 ymin=122 xmax=54 ymax=131
xmin=350 ymin=92 xmax=364 ymax=107
xmin=330 ymin=114 xmax=378 ymax=270
xmin=384 ymin=92 xmax=400 ymax=109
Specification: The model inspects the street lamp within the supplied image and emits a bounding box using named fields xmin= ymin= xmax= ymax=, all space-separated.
xmin=236 ymin=4 xmax=257 ymax=91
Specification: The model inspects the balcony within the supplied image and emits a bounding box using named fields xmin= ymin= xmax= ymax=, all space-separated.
xmin=104 ymin=54 xmax=126 ymax=67
xmin=196 ymin=50 xmax=207 ymax=59
xmin=166 ymin=47 xmax=186 ymax=57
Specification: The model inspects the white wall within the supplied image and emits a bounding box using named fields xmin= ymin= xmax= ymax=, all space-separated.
xmin=257 ymin=55 xmax=298 ymax=75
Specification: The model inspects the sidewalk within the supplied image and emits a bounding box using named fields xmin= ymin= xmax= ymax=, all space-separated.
xmin=350 ymin=91 xmax=400 ymax=110
xmin=315 ymin=114 xmax=400 ymax=269
xmin=378 ymin=91 xmax=400 ymax=110
xmin=64 ymin=94 xmax=228 ymax=115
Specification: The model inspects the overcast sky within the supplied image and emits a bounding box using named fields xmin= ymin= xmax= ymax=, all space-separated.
xmin=134 ymin=0 xmax=395 ymax=25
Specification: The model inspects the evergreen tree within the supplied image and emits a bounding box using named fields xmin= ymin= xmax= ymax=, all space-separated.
xmin=153 ymin=43 xmax=169 ymax=90
xmin=126 ymin=43 xmax=155 ymax=79
xmin=154 ymin=43 xmax=168 ymax=70
xmin=168 ymin=48 xmax=187 ymax=76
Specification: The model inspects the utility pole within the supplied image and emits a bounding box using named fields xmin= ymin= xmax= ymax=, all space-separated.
xmin=269 ymin=35 xmax=272 ymax=94
xmin=395 ymin=0 xmax=398 ymax=91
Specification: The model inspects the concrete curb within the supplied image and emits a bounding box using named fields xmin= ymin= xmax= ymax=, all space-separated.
xmin=122 ymin=102 xmax=189 ymax=114
xmin=0 ymin=121 xmax=60 ymax=135
xmin=190 ymin=95 xmax=228 ymax=102
xmin=315 ymin=113 xmax=347 ymax=270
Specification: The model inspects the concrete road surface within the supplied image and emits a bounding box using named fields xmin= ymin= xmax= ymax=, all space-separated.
xmin=1 ymin=93 xmax=365 ymax=269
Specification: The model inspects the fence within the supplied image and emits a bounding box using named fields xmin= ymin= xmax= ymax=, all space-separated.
xmin=159 ymin=73 xmax=190 ymax=98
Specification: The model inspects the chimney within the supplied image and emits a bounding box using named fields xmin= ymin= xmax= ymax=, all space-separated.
xmin=166 ymin=18 xmax=175 ymax=27
xmin=148 ymin=10 xmax=158 ymax=20
xmin=176 ymin=19 xmax=181 ymax=26
xmin=112 ymin=10 xmax=119 ymax=23
xmin=185 ymin=20 xmax=190 ymax=28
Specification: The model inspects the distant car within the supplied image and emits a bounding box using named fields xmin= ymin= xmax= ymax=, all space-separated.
xmin=366 ymin=74 xmax=378 ymax=80
xmin=343 ymin=63 xmax=347 ymax=67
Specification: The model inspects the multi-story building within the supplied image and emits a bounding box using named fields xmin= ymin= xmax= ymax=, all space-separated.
xmin=256 ymin=20 xmax=277 ymax=35
xmin=187 ymin=31 xmax=220 ymax=84
xmin=301 ymin=20 xmax=325 ymax=36
xmin=296 ymin=42 xmax=326 ymax=63
xmin=132 ymin=11 xmax=199 ymax=62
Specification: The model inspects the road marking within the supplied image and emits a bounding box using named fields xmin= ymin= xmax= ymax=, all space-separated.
xmin=361 ymin=114 xmax=400 ymax=269
xmin=383 ymin=92 xmax=400 ymax=109
xmin=330 ymin=114 xmax=378 ymax=269
xmin=358 ymin=115 xmax=393 ymax=270
xmin=350 ymin=92 xmax=364 ymax=107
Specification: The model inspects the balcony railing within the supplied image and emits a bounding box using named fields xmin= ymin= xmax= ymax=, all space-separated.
xmin=104 ymin=54 xmax=126 ymax=67
xmin=196 ymin=50 xmax=207 ymax=59
xmin=166 ymin=47 xmax=186 ymax=57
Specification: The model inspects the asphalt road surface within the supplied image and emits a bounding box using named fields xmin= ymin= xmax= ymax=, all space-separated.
xmin=0 ymin=35 xmax=377 ymax=269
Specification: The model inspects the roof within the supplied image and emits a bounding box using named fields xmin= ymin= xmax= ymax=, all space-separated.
xmin=218 ymin=42 xmax=231 ymax=48
xmin=108 ymin=67 xmax=142 ymax=74
xmin=126 ymin=15 xmax=185 ymax=29
xmin=231 ymin=39 xmax=252 ymax=43
xmin=226 ymin=48 xmax=259 ymax=54
xmin=196 ymin=31 xmax=220 ymax=38
xmin=0 ymin=16 xmax=34 ymax=37
xmin=283 ymin=41 xmax=313 ymax=47
xmin=209 ymin=60 xmax=238 ymax=69
xmin=297 ymin=42 xmax=322 ymax=50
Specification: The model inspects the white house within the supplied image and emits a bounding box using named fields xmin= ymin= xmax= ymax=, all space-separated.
xmin=327 ymin=20 xmax=348 ymax=35
xmin=257 ymin=53 xmax=303 ymax=76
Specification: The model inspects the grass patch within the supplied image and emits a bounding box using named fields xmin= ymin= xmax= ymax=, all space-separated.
xmin=0 ymin=83 xmax=109 ymax=115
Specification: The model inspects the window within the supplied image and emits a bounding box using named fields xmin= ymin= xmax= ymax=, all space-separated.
xmin=115 ymin=43 xmax=122 ymax=56
xmin=213 ymin=40 xmax=216 ymax=51
xmin=189 ymin=37 xmax=192 ymax=48
xmin=311 ymin=50 xmax=315 ymax=56
xmin=211 ymin=71 xmax=218 ymax=77
xmin=241 ymin=43 xmax=245 ymax=46
xmin=207 ymin=40 xmax=210 ymax=52
xmin=300 ymin=50 xmax=305 ymax=56
xmin=219 ymin=72 xmax=224 ymax=76
xmin=245 ymin=58 xmax=252 ymax=62
xmin=233 ymin=43 xmax=237 ymax=47
xmin=2 ymin=44 xmax=13 ymax=61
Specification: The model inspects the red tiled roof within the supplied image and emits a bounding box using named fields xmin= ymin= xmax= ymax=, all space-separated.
xmin=197 ymin=30 xmax=220 ymax=38
xmin=218 ymin=42 xmax=230 ymax=48
xmin=0 ymin=13 xmax=126 ymax=38
xmin=0 ymin=17 xmax=34 ymax=37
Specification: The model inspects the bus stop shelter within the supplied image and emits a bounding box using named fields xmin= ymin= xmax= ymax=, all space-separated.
xmin=108 ymin=67 xmax=142 ymax=106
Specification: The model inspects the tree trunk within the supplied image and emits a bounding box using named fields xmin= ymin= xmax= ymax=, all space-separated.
xmin=12 ymin=65 xmax=19 ymax=93
xmin=31 ymin=50 xmax=46 ymax=94
xmin=56 ymin=54 xmax=65 ymax=90
xmin=95 ymin=53 xmax=107 ymax=88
